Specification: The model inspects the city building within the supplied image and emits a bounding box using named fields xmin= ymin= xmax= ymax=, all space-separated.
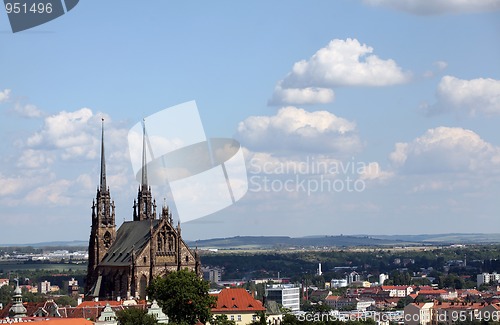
xmin=0 ymin=279 xmax=8 ymax=288
xmin=203 ymin=267 xmax=222 ymax=284
xmin=330 ymin=279 xmax=348 ymax=288
xmin=38 ymin=281 xmax=51 ymax=294
xmin=265 ymin=284 xmax=300 ymax=312
xmin=404 ymin=302 xmax=434 ymax=325
xmin=380 ymin=285 xmax=413 ymax=297
xmin=85 ymin=121 xmax=200 ymax=300
xmin=477 ymin=272 xmax=500 ymax=287
xmin=211 ymin=288 xmax=266 ymax=324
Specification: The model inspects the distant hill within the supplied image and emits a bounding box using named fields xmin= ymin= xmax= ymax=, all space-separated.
xmin=187 ymin=235 xmax=409 ymax=249
xmin=369 ymin=233 xmax=500 ymax=244
xmin=0 ymin=240 xmax=87 ymax=248
xmin=2 ymin=233 xmax=500 ymax=249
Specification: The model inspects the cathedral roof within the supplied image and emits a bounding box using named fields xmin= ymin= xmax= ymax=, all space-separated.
xmin=99 ymin=219 xmax=160 ymax=266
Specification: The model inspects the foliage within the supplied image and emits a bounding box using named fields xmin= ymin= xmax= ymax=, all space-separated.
xmin=54 ymin=295 xmax=78 ymax=307
xmin=116 ymin=308 xmax=158 ymax=325
xmin=147 ymin=269 xmax=216 ymax=325
xmin=250 ymin=311 xmax=267 ymax=325
xmin=212 ymin=314 xmax=236 ymax=325
xmin=0 ymin=285 xmax=12 ymax=306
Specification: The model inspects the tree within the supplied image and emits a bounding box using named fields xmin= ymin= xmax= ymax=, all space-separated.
xmin=54 ymin=295 xmax=78 ymax=307
xmin=250 ymin=311 xmax=267 ymax=325
xmin=148 ymin=269 xmax=216 ymax=325
xmin=212 ymin=314 xmax=236 ymax=325
xmin=0 ymin=285 xmax=12 ymax=306
xmin=116 ymin=308 xmax=158 ymax=325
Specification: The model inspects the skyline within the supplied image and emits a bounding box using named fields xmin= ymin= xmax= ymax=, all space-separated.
xmin=1 ymin=1 xmax=500 ymax=244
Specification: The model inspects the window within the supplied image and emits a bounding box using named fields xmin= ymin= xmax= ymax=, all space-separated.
xmin=230 ymin=315 xmax=234 ymax=321
xmin=238 ymin=315 xmax=242 ymax=321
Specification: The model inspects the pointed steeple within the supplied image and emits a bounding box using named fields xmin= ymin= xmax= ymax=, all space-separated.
xmin=100 ymin=118 xmax=107 ymax=192
xmin=141 ymin=119 xmax=148 ymax=188
xmin=134 ymin=119 xmax=155 ymax=221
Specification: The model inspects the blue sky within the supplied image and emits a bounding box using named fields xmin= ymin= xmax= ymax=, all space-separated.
xmin=1 ymin=1 xmax=500 ymax=244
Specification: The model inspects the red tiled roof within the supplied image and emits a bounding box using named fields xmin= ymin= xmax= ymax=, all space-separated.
xmin=77 ymin=300 xmax=124 ymax=308
xmin=418 ymin=289 xmax=448 ymax=295
xmin=325 ymin=295 xmax=341 ymax=301
xmin=31 ymin=318 xmax=94 ymax=324
xmin=212 ymin=288 xmax=266 ymax=313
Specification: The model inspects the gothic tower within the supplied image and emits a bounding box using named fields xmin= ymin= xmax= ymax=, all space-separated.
xmin=86 ymin=119 xmax=116 ymax=294
xmin=133 ymin=120 xmax=156 ymax=221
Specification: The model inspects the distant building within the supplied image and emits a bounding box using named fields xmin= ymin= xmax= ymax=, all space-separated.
xmin=265 ymin=284 xmax=300 ymax=312
xmin=63 ymin=278 xmax=79 ymax=297
xmin=330 ymin=279 xmax=348 ymax=288
xmin=203 ymin=267 xmax=222 ymax=284
xmin=477 ymin=272 xmax=500 ymax=287
xmin=404 ymin=302 xmax=434 ymax=325
xmin=379 ymin=273 xmax=389 ymax=285
xmin=0 ymin=279 xmax=8 ymax=288
xmin=38 ymin=281 xmax=51 ymax=294
xmin=347 ymin=271 xmax=360 ymax=284
xmin=380 ymin=285 xmax=413 ymax=297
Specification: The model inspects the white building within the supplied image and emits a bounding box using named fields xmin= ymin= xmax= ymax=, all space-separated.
xmin=379 ymin=273 xmax=389 ymax=285
xmin=477 ymin=272 xmax=500 ymax=287
xmin=330 ymin=279 xmax=348 ymax=288
xmin=265 ymin=284 xmax=300 ymax=312
xmin=38 ymin=280 xmax=51 ymax=294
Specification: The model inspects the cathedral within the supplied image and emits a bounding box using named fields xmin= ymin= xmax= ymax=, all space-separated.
xmin=85 ymin=120 xmax=200 ymax=300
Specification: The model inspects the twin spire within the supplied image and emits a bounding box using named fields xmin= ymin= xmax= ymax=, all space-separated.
xmin=100 ymin=118 xmax=107 ymax=192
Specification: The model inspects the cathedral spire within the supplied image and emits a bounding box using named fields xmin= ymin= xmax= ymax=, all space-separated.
xmin=141 ymin=119 xmax=148 ymax=188
xmin=100 ymin=118 xmax=107 ymax=192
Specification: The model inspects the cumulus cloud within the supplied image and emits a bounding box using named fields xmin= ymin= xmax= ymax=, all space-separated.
xmin=363 ymin=0 xmax=500 ymax=15
xmin=423 ymin=76 xmax=500 ymax=116
xmin=0 ymin=89 xmax=11 ymax=102
xmin=358 ymin=162 xmax=394 ymax=181
xmin=237 ymin=106 xmax=361 ymax=155
xmin=270 ymin=39 xmax=410 ymax=105
xmin=389 ymin=126 xmax=500 ymax=173
xmin=25 ymin=108 xmax=106 ymax=160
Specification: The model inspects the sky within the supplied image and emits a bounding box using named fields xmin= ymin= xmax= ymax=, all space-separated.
xmin=1 ymin=0 xmax=500 ymax=244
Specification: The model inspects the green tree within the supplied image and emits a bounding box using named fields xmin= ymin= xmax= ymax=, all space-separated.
xmin=0 ymin=285 xmax=12 ymax=306
xmin=212 ymin=314 xmax=236 ymax=325
xmin=54 ymin=295 xmax=78 ymax=307
xmin=250 ymin=311 xmax=266 ymax=325
xmin=148 ymin=269 xmax=216 ymax=325
xmin=116 ymin=308 xmax=158 ymax=325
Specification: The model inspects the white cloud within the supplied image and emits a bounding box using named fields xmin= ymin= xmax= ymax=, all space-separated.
xmin=282 ymin=38 xmax=410 ymax=88
xmin=0 ymin=174 xmax=26 ymax=196
xmin=389 ymin=127 xmax=500 ymax=173
xmin=269 ymin=82 xmax=334 ymax=105
xmin=271 ymin=39 xmax=410 ymax=105
xmin=423 ymin=61 xmax=448 ymax=78
xmin=363 ymin=0 xmax=500 ymax=15
xmin=14 ymin=103 xmax=43 ymax=118
xmin=17 ymin=149 xmax=55 ymax=169
xmin=0 ymin=89 xmax=11 ymax=103
xmin=25 ymin=179 xmax=73 ymax=206
xmin=358 ymin=162 xmax=394 ymax=181
xmin=425 ymin=76 xmax=500 ymax=116
xmin=237 ymin=106 xmax=361 ymax=155
xmin=25 ymin=108 xmax=105 ymax=160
